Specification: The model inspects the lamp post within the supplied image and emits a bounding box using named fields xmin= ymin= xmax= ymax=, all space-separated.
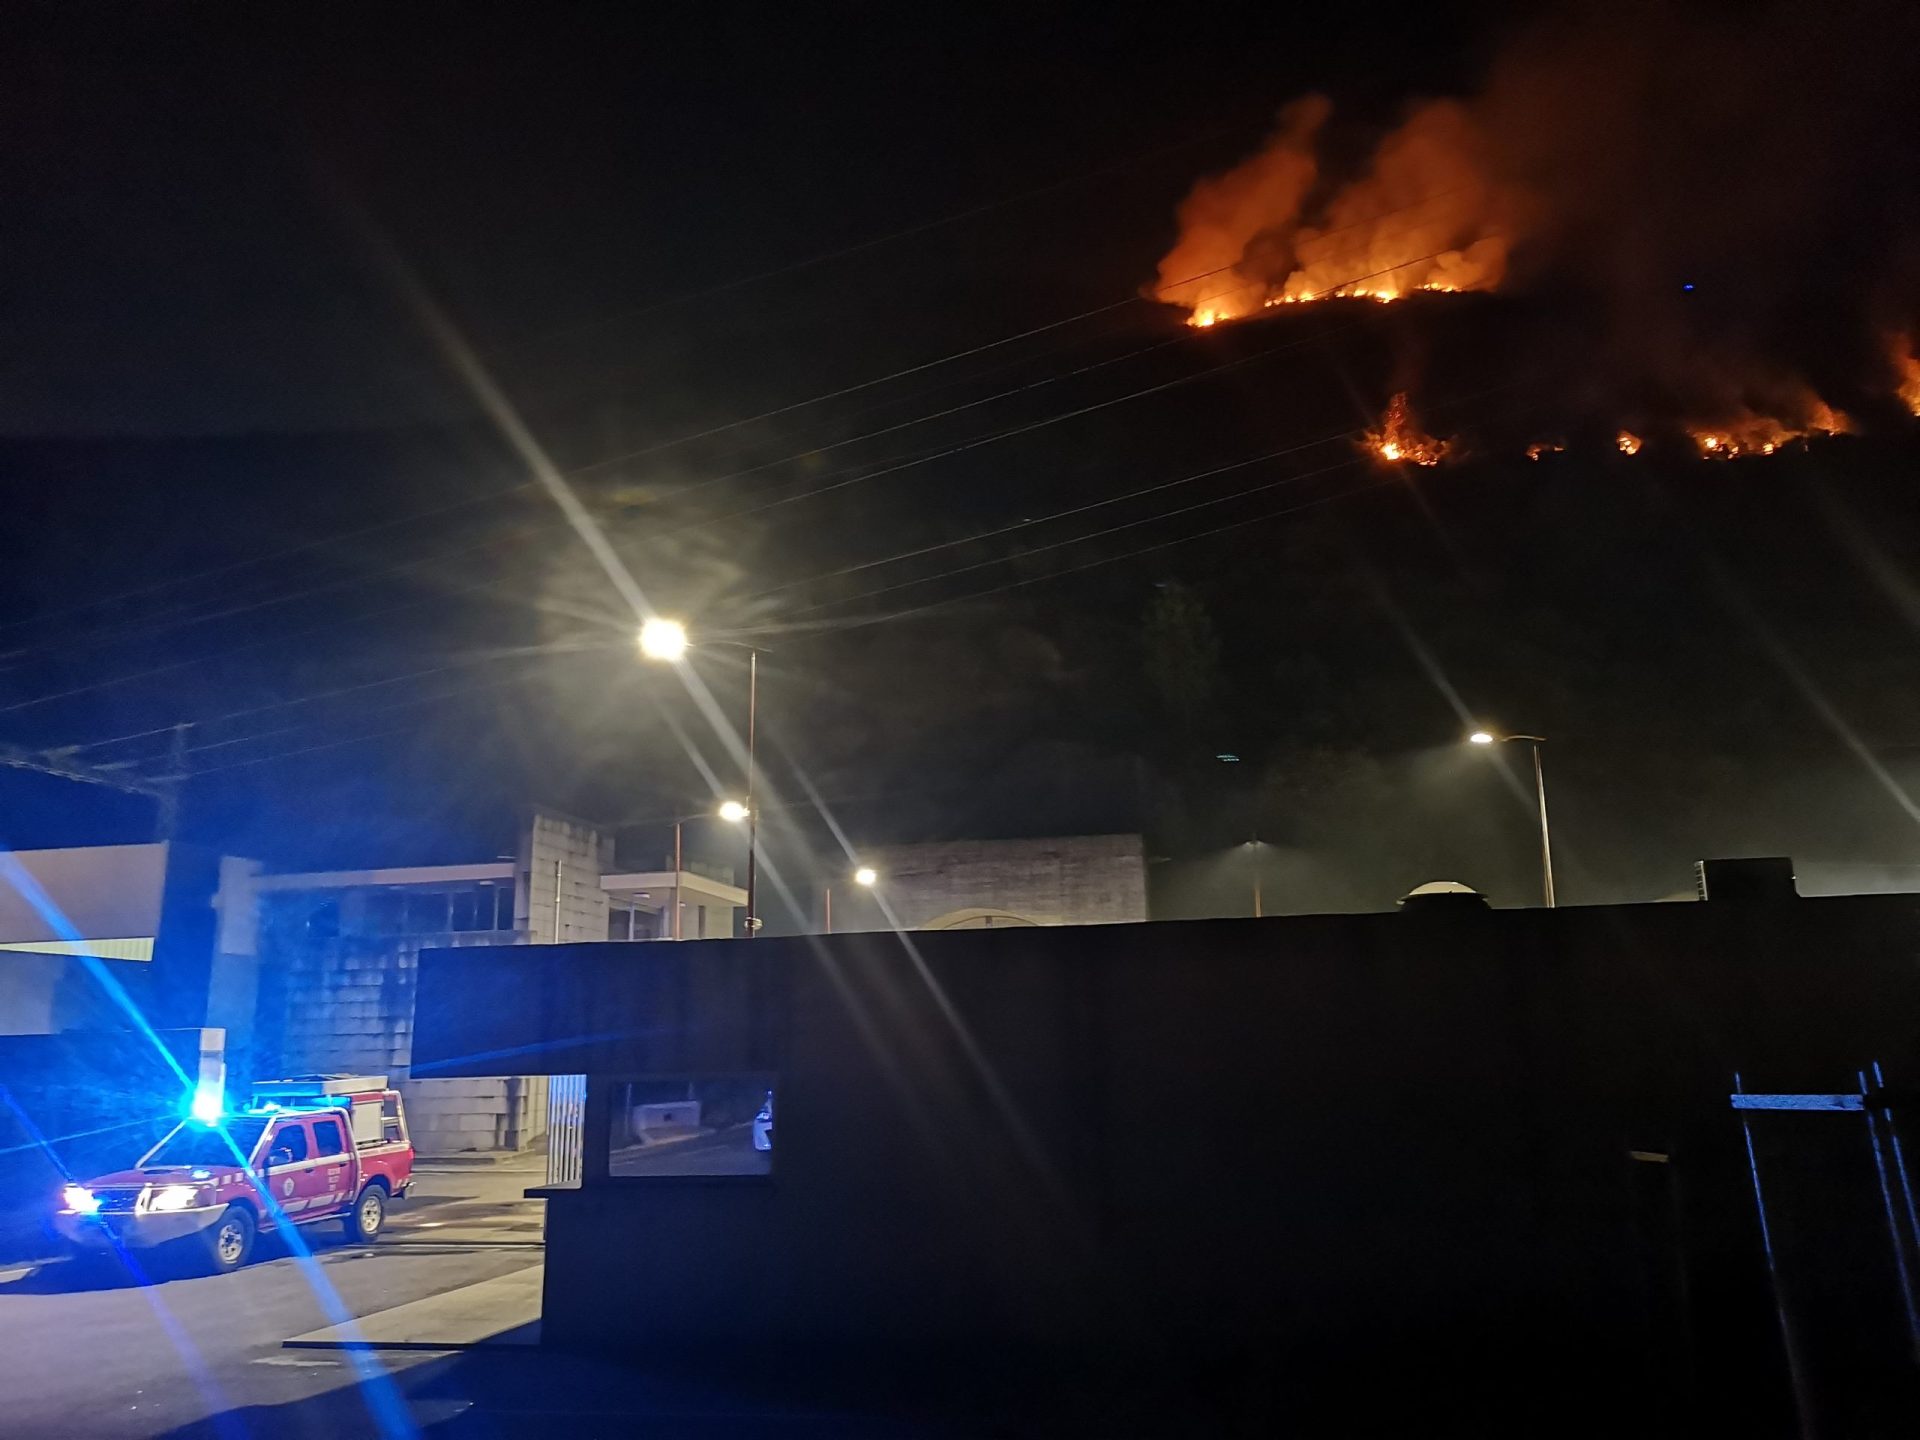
xmin=640 ymin=620 xmax=764 ymax=938
xmin=1469 ymin=730 xmax=1555 ymax=907
xmin=669 ymin=800 xmax=748 ymax=940
xmin=825 ymin=865 xmax=877 ymax=934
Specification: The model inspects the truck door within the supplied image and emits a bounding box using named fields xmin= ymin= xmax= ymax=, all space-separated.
xmin=262 ymin=1119 xmax=328 ymax=1220
xmin=309 ymin=1114 xmax=354 ymax=1215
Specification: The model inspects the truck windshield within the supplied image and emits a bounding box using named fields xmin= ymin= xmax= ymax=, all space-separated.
xmin=143 ymin=1118 xmax=270 ymax=1168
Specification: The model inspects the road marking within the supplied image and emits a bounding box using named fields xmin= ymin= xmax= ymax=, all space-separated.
xmin=253 ymin=1357 xmax=340 ymax=1368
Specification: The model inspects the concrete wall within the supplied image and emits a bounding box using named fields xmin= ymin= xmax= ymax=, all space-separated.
xmin=247 ymin=810 xmax=615 ymax=1154
xmin=415 ymin=894 xmax=1920 ymax=1432
xmin=0 ymin=841 xmax=226 ymax=1038
xmin=521 ymin=810 xmax=613 ymax=944
xmin=265 ymin=927 xmax=550 ymax=1155
xmin=857 ymin=833 xmax=1148 ymax=930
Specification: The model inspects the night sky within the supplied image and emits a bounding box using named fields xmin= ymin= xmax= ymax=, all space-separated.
xmin=7 ymin=1 xmax=1920 ymax=926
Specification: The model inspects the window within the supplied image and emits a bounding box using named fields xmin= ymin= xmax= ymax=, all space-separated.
xmin=451 ymin=889 xmax=484 ymax=932
xmin=271 ymin=1123 xmax=310 ymax=1164
xmin=145 ymin=1118 xmax=269 ymax=1168
xmin=312 ymin=1117 xmax=346 ymax=1158
xmin=606 ymin=1075 xmax=774 ymax=1178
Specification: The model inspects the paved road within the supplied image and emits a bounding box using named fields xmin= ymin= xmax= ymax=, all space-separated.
xmin=609 ymin=1122 xmax=769 ymax=1178
xmin=0 ymin=1164 xmax=546 ymax=1440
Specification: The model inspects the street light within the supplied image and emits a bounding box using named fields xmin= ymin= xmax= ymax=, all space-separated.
xmin=824 ymin=866 xmax=877 ymax=935
xmin=638 ymin=617 xmax=689 ymax=662
xmin=670 ymin=800 xmax=747 ymax=940
xmin=1468 ymin=728 xmax=1555 ymax=907
xmin=639 ymin=620 xmax=763 ymax=937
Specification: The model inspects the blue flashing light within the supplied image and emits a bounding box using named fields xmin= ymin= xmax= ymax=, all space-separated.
xmin=189 ymin=1169 xmax=212 ymax=1181
xmin=1682 ymin=282 xmax=1695 ymax=292
xmin=189 ymin=1084 xmax=224 ymax=1125
xmin=62 ymin=1184 xmax=100 ymax=1216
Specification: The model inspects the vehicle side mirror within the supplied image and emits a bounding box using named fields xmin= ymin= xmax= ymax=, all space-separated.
xmin=268 ymin=1148 xmax=293 ymax=1170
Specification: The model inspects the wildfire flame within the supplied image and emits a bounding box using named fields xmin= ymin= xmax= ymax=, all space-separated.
xmin=1689 ymin=399 xmax=1851 ymax=458
xmin=1155 ymin=94 xmax=1510 ymax=329
xmin=1616 ymin=431 xmax=1643 ymax=455
xmin=1367 ymin=393 xmax=1449 ymax=466
xmin=1187 ymin=280 xmax=1461 ymax=329
xmin=1525 ymin=440 xmax=1566 ymax=461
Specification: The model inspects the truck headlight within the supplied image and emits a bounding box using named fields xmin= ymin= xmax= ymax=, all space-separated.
xmin=61 ymin=1184 xmax=99 ymax=1216
xmin=147 ymin=1184 xmax=203 ymax=1213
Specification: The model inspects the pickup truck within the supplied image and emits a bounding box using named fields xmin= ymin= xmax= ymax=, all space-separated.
xmin=54 ymin=1079 xmax=414 ymax=1274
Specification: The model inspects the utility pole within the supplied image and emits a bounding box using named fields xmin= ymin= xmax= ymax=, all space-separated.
xmin=154 ymin=723 xmax=192 ymax=842
xmin=3 ymin=723 xmax=190 ymax=840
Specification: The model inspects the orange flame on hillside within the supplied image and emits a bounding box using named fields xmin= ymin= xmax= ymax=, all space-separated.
xmin=1616 ymin=431 xmax=1643 ymax=455
xmin=1525 ymin=440 xmax=1565 ymax=461
xmin=1689 ymin=399 xmax=1851 ymax=458
xmin=1155 ymin=95 xmax=1510 ymax=327
xmin=1367 ymin=393 xmax=1449 ymax=466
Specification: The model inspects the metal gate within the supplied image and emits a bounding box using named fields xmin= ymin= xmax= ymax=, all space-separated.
xmin=546 ymin=1073 xmax=586 ymax=1187
xmin=1732 ymin=1062 xmax=1920 ymax=1435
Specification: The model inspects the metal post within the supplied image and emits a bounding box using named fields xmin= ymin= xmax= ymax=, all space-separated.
xmin=552 ymin=859 xmax=563 ymax=943
xmin=672 ymin=819 xmax=683 ymax=941
xmin=745 ymin=647 xmax=759 ymax=938
xmin=156 ymin=722 xmax=191 ymax=841
xmin=1251 ymin=839 xmax=1263 ymax=918
xmin=824 ymin=885 xmax=833 ymax=934
xmin=1531 ymin=741 xmax=1556 ymax=908
xmin=1861 ymin=1068 xmax=1920 ymax=1360
xmin=1734 ymin=1072 xmax=1816 ymax=1438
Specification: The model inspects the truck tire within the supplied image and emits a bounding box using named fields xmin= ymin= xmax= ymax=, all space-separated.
xmin=344 ymin=1183 xmax=386 ymax=1243
xmin=205 ymin=1206 xmax=255 ymax=1275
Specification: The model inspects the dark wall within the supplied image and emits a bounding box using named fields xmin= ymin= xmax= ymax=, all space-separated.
xmin=415 ymin=898 xmax=1920 ymax=1432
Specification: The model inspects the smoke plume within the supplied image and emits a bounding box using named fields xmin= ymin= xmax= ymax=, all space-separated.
xmin=1153 ymin=1 xmax=1920 ymax=435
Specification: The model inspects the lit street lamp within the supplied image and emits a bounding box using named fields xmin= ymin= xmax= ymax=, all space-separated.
xmin=638 ymin=617 xmax=689 ymax=662
xmin=823 ymin=866 xmax=877 ymax=935
xmin=671 ymin=801 xmax=747 ymax=940
xmin=1469 ymin=729 xmax=1555 ymax=907
xmin=640 ymin=619 xmax=764 ymax=937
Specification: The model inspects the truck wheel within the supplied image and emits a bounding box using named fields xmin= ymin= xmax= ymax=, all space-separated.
xmin=205 ymin=1207 xmax=255 ymax=1274
xmin=345 ymin=1184 xmax=386 ymax=1243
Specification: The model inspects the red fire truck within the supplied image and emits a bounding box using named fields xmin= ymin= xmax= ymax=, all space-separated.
xmin=54 ymin=1075 xmax=415 ymax=1274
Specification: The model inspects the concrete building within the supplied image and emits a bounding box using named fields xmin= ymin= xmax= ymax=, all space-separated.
xmin=413 ymin=862 xmax=1920 ymax=1434
xmin=0 ymin=810 xmax=748 ymax=1159
xmin=231 ymin=809 xmax=746 ymax=1155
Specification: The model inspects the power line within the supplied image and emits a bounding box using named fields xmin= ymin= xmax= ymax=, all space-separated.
xmin=0 ymin=298 xmax=1335 ymax=717
xmin=789 ymin=450 xmax=1365 ymax=618
xmin=5 ymin=228 xmax=1487 ymax=741
xmin=767 ymin=372 xmax=1541 ymax=631
xmin=0 ymin=186 xmax=1469 ymax=657
xmin=0 ymin=123 xmax=1252 ymax=645
xmin=766 ymin=375 xmax=1534 ymax=616
xmin=186 ymin=722 xmax=427 ymax=778
xmin=812 ymin=475 xmax=1399 ymax=638
xmin=161 ymin=381 xmax=1531 ymax=778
